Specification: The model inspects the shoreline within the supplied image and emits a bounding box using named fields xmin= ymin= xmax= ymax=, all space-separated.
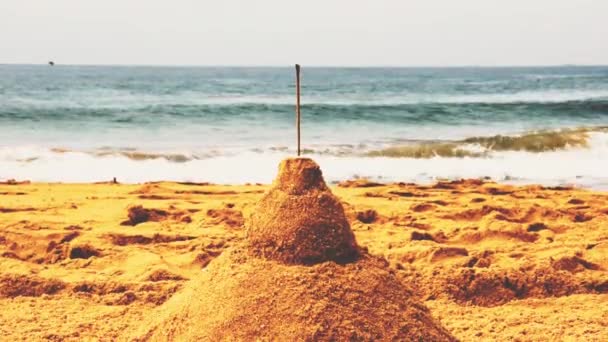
xmin=3 ymin=178 xmax=608 ymax=192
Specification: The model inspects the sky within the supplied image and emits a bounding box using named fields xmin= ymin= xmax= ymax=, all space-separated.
xmin=1 ymin=0 xmax=607 ymax=66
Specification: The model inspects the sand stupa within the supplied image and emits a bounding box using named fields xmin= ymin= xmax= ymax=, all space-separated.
xmin=247 ymin=157 xmax=359 ymax=264
xmin=131 ymin=158 xmax=456 ymax=341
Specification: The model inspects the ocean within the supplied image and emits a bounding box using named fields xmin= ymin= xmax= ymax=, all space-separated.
xmin=1 ymin=65 xmax=607 ymax=187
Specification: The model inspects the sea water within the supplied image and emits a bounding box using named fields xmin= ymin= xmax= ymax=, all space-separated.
xmin=1 ymin=65 xmax=607 ymax=187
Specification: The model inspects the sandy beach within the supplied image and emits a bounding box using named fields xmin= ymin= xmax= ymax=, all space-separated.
xmin=3 ymin=0 xmax=608 ymax=339
xmin=1 ymin=174 xmax=606 ymax=340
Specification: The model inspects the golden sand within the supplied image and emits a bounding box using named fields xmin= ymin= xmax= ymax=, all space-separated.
xmin=129 ymin=158 xmax=455 ymax=341
xmin=247 ymin=158 xmax=359 ymax=265
xmin=0 ymin=169 xmax=607 ymax=340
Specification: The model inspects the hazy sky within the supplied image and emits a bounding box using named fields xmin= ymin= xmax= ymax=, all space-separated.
xmin=1 ymin=0 xmax=607 ymax=66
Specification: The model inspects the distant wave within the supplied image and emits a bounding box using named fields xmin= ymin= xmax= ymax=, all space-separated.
xmin=523 ymin=74 xmax=606 ymax=80
xmin=3 ymin=89 xmax=608 ymax=109
xmin=365 ymin=127 xmax=608 ymax=158
xmin=2 ymin=99 xmax=608 ymax=124
xmin=48 ymin=148 xmax=220 ymax=163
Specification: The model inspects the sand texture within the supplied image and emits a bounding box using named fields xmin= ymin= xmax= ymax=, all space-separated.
xmin=130 ymin=158 xmax=454 ymax=341
xmin=0 ymin=167 xmax=607 ymax=340
xmin=247 ymin=158 xmax=359 ymax=265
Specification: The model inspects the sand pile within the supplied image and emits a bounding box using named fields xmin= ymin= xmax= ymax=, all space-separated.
xmin=247 ymin=158 xmax=359 ymax=264
xmin=130 ymin=158 xmax=456 ymax=341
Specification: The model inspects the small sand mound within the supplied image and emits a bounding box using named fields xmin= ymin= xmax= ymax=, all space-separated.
xmin=0 ymin=274 xmax=66 ymax=298
xmin=69 ymin=244 xmax=101 ymax=259
xmin=337 ymin=179 xmax=385 ymax=188
xmin=405 ymin=264 xmax=608 ymax=307
xmin=129 ymin=158 xmax=456 ymax=341
xmin=121 ymin=205 xmax=192 ymax=226
xmin=356 ymin=209 xmax=379 ymax=223
xmin=551 ymin=255 xmax=601 ymax=273
xmin=411 ymin=231 xmax=436 ymax=242
xmin=146 ymin=269 xmax=187 ymax=282
xmin=247 ymin=158 xmax=359 ymax=264
xmin=107 ymin=233 xmax=195 ymax=246
xmin=0 ymin=179 xmax=30 ymax=185
xmin=206 ymin=207 xmax=244 ymax=228
xmin=122 ymin=206 xmax=169 ymax=226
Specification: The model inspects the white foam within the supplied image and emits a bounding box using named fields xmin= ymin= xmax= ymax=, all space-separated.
xmin=1 ymin=133 xmax=608 ymax=189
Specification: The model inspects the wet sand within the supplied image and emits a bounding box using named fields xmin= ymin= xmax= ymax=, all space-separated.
xmin=0 ymin=180 xmax=607 ymax=341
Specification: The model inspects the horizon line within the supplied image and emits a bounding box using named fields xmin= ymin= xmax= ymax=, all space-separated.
xmin=1 ymin=62 xmax=607 ymax=69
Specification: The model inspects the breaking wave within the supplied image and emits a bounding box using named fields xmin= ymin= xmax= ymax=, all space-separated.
xmin=366 ymin=127 xmax=608 ymax=158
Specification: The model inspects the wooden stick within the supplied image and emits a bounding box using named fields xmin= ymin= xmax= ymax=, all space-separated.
xmin=295 ymin=64 xmax=301 ymax=156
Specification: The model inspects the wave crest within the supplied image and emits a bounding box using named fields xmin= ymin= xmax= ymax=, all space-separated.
xmin=366 ymin=127 xmax=608 ymax=158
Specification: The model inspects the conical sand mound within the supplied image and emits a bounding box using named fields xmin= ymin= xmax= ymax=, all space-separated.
xmin=130 ymin=158 xmax=456 ymax=341
xmin=247 ymin=158 xmax=359 ymax=264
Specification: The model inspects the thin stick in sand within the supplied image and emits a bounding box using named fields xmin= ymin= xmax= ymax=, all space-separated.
xmin=295 ymin=64 xmax=301 ymax=156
